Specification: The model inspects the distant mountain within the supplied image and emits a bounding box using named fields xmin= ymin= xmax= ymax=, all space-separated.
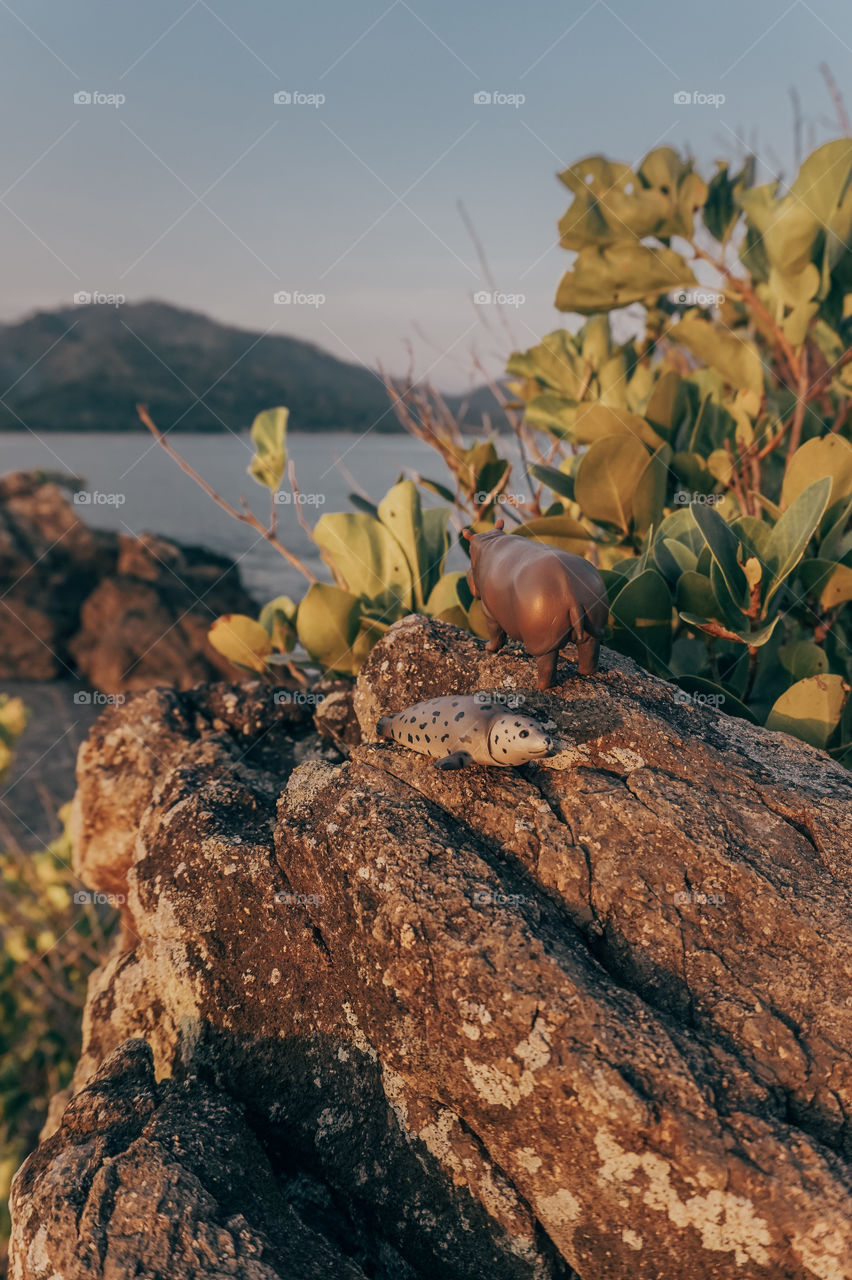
xmin=0 ymin=301 xmax=505 ymax=433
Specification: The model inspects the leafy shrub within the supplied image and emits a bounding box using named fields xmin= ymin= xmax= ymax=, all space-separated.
xmin=0 ymin=706 xmax=119 ymax=1245
xmin=147 ymin=138 xmax=852 ymax=758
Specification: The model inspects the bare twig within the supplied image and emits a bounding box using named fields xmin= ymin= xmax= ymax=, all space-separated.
xmin=820 ymin=63 xmax=852 ymax=136
xmin=136 ymin=405 xmax=316 ymax=584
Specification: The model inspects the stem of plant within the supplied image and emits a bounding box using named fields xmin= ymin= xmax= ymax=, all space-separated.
xmin=136 ymin=405 xmax=317 ymax=584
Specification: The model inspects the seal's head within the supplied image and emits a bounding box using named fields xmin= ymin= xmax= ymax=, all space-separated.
xmin=487 ymin=712 xmax=553 ymax=765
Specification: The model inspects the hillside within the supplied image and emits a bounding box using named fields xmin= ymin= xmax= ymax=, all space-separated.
xmin=0 ymin=301 xmax=502 ymax=434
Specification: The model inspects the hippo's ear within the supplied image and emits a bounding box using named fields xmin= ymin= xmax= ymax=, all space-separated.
xmin=461 ymin=528 xmax=474 ymax=542
xmin=494 ymin=518 xmax=505 ymax=531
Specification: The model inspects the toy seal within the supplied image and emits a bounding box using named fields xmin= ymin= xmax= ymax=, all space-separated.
xmin=376 ymin=695 xmax=553 ymax=769
xmin=463 ymin=521 xmax=608 ymax=689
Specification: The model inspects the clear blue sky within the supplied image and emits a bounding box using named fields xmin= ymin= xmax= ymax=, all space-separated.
xmin=1 ymin=0 xmax=851 ymax=390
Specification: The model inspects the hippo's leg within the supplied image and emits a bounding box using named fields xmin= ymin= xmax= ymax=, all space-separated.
xmin=535 ymin=650 xmax=559 ymax=690
xmin=576 ymin=636 xmax=600 ymax=676
xmin=484 ymin=615 xmax=507 ymax=653
xmin=435 ymin=750 xmax=474 ymax=770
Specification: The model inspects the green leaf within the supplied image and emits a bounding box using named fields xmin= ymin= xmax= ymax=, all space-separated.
xmin=609 ymin=568 xmax=673 ymax=670
xmin=819 ymin=563 xmax=852 ymax=609
xmin=510 ymin=514 xmax=591 ymax=552
xmin=575 ymin=435 xmax=651 ymax=534
xmin=675 ymin=315 xmax=764 ymax=397
xmin=555 ymin=242 xmax=696 ymax=314
xmin=296 ymin=583 xmax=362 ymax=675
xmin=247 ymin=407 xmax=288 ymax=490
xmin=675 ymin=570 xmax=718 ymax=618
xmin=766 ymin=673 xmax=848 ymax=749
xmin=674 ymin=675 xmax=758 ymax=724
xmin=529 ymin=463 xmax=575 ymax=501
xmin=313 ymin=511 xmax=413 ymax=618
xmin=633 ymin=443 xmax=673 ymax=536
xmin=417 ymin=477 xmax=457 ymax=504
xmin=348 ymin=493 xmax=379 ymax=518
xmin=258 ymin=595 xmax=298 ymax=653
xmin=208 ymin=614 xmax=272 ymax=674
xmin=764 ymin=477 xmax=832 ymax=604
xmin=419 ymin=506 xmax=452 ymax=602
xmin=779 ymin=641 xmax=829 ymax=681
xmin=571 ymin=403 xmax=663 ymax=449
xmin=377 ymin=480 xmax=445 ymax=610
xmin=425 ymin=572 xmax=465 ymax=616
xmin=690 ymin=502 xmax=749 ymax=608
xmin=655 ymin=537 xmax=698 ymax=584
xmin=782 ymin=436 xmax=852 ymax=509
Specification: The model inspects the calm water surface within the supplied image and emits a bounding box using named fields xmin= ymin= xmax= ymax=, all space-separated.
xmin=1 ymin=431 xmax=470 ymax=601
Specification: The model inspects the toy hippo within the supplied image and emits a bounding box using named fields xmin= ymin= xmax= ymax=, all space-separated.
xmin=463 ymin=521 xmax=608 ymax=690
xmin=376 ymin=695 xmax=554 ymax=769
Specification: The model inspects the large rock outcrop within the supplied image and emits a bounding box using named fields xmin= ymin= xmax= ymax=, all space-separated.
xmin=11 ymin=616 xmax=852 ymax=1279
xmin=0 ymin=471 xmax=254 ymax=688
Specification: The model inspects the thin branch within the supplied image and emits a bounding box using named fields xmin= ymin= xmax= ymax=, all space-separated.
xmin=820 ymin=63 xmax=852 ymax=136
xmin=136 ymin=405 xmax=316 ymax=584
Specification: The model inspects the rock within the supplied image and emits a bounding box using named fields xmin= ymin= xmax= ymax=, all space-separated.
xmin=12 ymin=616 xmax=852 ymax=1279
xmin=312 ymin=681 xmax=362 ymax=754
xmin=11 ymin=1039 xmax=372 ymax=1280
xmin=0 ymin=471 xmax=255 ymax=688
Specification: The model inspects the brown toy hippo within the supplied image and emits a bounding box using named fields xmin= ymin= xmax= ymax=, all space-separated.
xmin=463 ymin=521 xmax=608 ymax=689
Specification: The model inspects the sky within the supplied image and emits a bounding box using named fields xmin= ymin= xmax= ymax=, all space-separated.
xmin=1 ymin=0 xmax=851 ymax=391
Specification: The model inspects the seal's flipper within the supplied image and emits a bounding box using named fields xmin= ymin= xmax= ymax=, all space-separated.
xmin=435 ymin=751 xmax=473 ymax=771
